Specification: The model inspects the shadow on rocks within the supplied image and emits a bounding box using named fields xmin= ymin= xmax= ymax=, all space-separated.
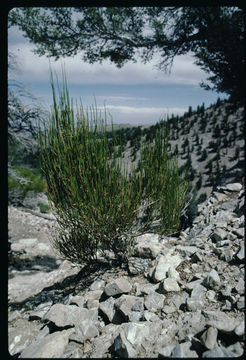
xmin=8 ymin=260 xmax=117 ymax=312
xmin=8 ymin=254 xmax=60 ymax=276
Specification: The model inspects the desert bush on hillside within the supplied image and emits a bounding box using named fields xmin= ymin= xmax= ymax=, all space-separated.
xmin=39 ymin=73 xmax=188 ymax=265
xmin=8 ymin=165 xmax=46 ymax=201
xmin=137 ymin=125 xmax=188 ymax=236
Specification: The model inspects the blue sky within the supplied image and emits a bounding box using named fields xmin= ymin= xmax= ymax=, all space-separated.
xmin=8 ymin=18 xmax=228 ymax=125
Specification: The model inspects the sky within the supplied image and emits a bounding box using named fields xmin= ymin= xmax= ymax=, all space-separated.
xmin=8 ymin=16 xmax=228 ymax=126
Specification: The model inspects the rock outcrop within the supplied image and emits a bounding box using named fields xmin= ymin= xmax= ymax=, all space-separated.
xmin=8 ymin=182 xmax=244 ymax=358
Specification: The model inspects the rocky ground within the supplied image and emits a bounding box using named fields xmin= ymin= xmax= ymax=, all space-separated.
xmin=8 ymin=181 xmax=244 ymax=358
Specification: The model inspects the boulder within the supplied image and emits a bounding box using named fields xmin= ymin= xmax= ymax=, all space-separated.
xmin=202 ymin=310 xmax=240 ymax=332
xmin=234 ymin=320 xmax=244 ymax=337
xmin=144 ymin=292 xmax=165 ymax=311
xmin=176 ymin=311 xmax=206 ymax=341
xmin=69 ymin=320 xmax=99 ymax=342
xmin=89 ymin=279 xmax=105 ymax=291
xmin=19 ymin=329 xmax=74 ymax=358
xmin=152 ymin=252 xmax=183 ymax=282
xmin=132 ymin=233 xmax=163 ymax=259
xmin=112 ymin=329 xmax=137 ymax=358
xmin=200 ymin=327 xmax=218 ymax=349
xmin=90 ymin=324 xmax=121 ymax=358
xmin=99 ymin=297 xmax=116 ymax=323
xmin=159 ymin=278 xmax=180 ymax=293
xmin=234 ymin=278 xmax=245 ymax=295
xmin=202 ymin=345 xmax=236 ymax=357
xmin=140 ymin=283 xmax=159 ymax=295
xmin=115 ymin=295 xmax=144 ymax=321
xmin=128 ymin=257 xmax=152 ymax=275
xmin=186 ymin=297 xmax=204 ymax=312
xmin=158 ymin=344 xmax=176 ymax=358
xmin=236 ymin=242 xmax=245 ymax=261
xmin=211 ymin=228 xmax=228 ymax=242
xmin=203 ymin=269 xmax=221 ymax=290
xmin=29 ymin=301 xmax=53 ymax=320
xmin=171 ymin=341 xmax=198 ymax=358
xmin=223 ymin=183 xmax=242 ymax=192
xmin=104 ymin=277 xmax=132 ymax=297
xmin=43 ymin=303 xmax=98 ymax=328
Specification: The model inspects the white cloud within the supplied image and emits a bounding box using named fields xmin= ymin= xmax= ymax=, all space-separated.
xmin=96 ymin=96 xmax=148 ymax=102
xmin=96 ymin=105 xmax=188 ymax=125
xmin=8 ymin=28 xmax=207 ymax=87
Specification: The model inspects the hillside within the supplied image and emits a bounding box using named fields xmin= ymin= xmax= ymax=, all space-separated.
xmin=112 ymin=99 xmax=244 ymax=202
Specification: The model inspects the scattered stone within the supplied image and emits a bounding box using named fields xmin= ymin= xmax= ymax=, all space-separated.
xmin=170 ymin=292 xmax=189 ymax=309
xmin=132 ymin=233 xmax=163 ymax=259
xmin=167 ymin=267 xmax=180 ymax=281
xmin=158 ymin=344 xmax=176 ymax=358
xmin=236 ymin=296 xmax=245 ymax=310
xmin=191 ymin=252 xmax=203 ymax=263
xmin=234 ymin=320 xmax=244 ymax=337
xmin=203 ymin=269 xmax=220 ymax=289
xmin=206 ymin=290 xmax=216 ymax=302
xmin=123 ymin=322 xmax=150 ymax=346
xmin=190 ymin=284 xmax=207 ymax=298
xmin=176 ymin=311 xmax=206 ymax=341
xmin=159 ymin=277 xmax=180 ymax=293
xmin=234 ymin=278 xmax=245 ymax=295
xmin=144 ymin=292 xmax=165 ymax=311
xmin=104 ymin=277 xmax=132 ymax=297
xmin=200 ymin=327 xmax=218 ymax=349
xmin=69 ymin=320 xmax=99 ymax=342
xmin=43 ymin=304 xmax=98 ymax=328
xmin=127 ymin=257 xmax=152 ymax=275
xmin=202 ymin=345 xmax=236 ymax=358
xmin=232 ymin=227 xmax=244 ymax=238
xmin=211 ymin=228 xmax=228 ymax=242
xmin=236 ymin=242 xmax=245 ymax=261
xmin=89 ymin=279 xmax=105 ymax=291
xmin=152 ymin=253 xmax=182 ymax=282
xmin=8 ymin=178 xmax=245 ymax=358
xmin=202 ymin=310 xmax=239 ymax=332
xmin=224 ymin=183 xmax=242 ymax=192
xmin=99 ymin=297 xmax=115 ymax=323
xmin=112 ymin=329 xmax=137 ymax=358
xmin=186 ymin=297 xmax=204 ymax=311
xmin=84 ymin=290 xmax=103 ymax=302
xmin=9 ymin=321 xmax=43 ymax=356
xmin=29 ymin=301 xmax=53 ymax=320
xmin=170 ymin=341 xmax=198 ymax=358
xmin=227 ymin=342 xmax=244 ymax=356
xmin=144 ymin=311 xmax=159 ymax=321
xmin=115 ymin=295 xmax=144 ymax=321
xmin=69 ymin=295 xmax=85 ymax=308
xmin=86 ymin=299 xmax=99 ymax=309
xmin=19 ymin=329 xmax=74 ymax=358
xmin=140 ymin=283 xmax=159 ymax=295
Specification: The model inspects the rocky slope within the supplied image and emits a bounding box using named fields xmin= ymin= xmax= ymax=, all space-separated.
xmin=120 ymin=100 xmax=244 ymax=200
xmin=8 ymin=180 xmax=244 ymax=358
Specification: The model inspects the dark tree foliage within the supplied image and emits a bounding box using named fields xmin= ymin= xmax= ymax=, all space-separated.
xmin=9 ymin=6 xmax=244 ymax=102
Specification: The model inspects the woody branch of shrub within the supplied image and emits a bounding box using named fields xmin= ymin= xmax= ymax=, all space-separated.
xmin=39 ymin=73 xmax=189 ymax=266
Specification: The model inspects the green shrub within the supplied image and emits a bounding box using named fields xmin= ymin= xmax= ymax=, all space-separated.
xmin=137 ymin=124 xmax=188 ymax=236
xmin=8 ymin=165 xmax=46 ymax=198
xmin=39 ymin=72 xmax=188 ymax=265
xmin=38 ymin=203 xmax=50 ymax=213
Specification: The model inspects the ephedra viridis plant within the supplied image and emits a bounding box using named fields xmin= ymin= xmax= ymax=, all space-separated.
xmin=39 ymin=72 xmax=188 ymax=266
